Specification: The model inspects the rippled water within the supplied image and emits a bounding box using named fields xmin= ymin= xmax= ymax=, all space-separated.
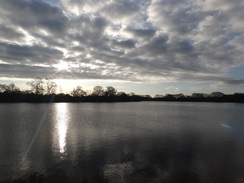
xmin=0 ymin=102 xmax=244 ymax=182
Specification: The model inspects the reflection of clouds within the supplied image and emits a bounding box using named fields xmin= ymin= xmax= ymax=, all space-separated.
xmin=55 ymin=103 xmax=69 ymax=154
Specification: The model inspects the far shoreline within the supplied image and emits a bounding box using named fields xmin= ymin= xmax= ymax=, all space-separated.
xmin=0 ymin=93 xmax=244 ymax=103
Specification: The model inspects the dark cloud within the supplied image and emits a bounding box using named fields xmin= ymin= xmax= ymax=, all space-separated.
xmin=126 ymin=28 xmax=156 ymax=38
xmin=0 ymin=42 xmax=63 ymax=64
xmin=223 ymin=79 xmax=244 ymax=86
xmin=170 ymin=39 xmax=194 ymax=53
xmin=126 ymin=34 xmax=169 ymax=58
xmin=0 ymin=64 xmax=55 ymax=78
xmin=0 ymin=0 xmax=68 ymax=33
xmin=146 ymin=34 xmax=169 ymax=55
xmin=112 ymin=39 xmax=136 ymax=48
xmin=0 ymin=25 xmax=24 ymax=41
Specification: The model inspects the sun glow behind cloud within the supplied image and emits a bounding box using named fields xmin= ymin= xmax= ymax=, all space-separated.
xmin=53 ymin=61 xmax=69 ymax=71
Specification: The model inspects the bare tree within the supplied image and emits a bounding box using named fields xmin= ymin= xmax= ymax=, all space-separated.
xmin=7 ymin=83 xmax=20 ymax=93
xmin=27 ymin=78 xmax=45 ymax=95
xmin=92 ymin=86 xmax=105 ymax=96
xmin=0 ymin=84 xmax=7 ymax=93
xmin=45 ymin=78 xmax=57 ymax=95
xmin=0 ymin=83 xmax=20 ymax=93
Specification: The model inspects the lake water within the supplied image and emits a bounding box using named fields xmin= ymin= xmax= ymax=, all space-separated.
xmin=0 ymin=102 xmax=244 ymax=183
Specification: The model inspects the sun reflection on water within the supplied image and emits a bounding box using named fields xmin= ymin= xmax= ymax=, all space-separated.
xmin=55 ymin=103 xmax=69 ymax=154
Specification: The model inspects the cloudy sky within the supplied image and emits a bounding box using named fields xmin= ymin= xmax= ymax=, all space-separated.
xmin=0 ymin=0 xmax=243 ymax=95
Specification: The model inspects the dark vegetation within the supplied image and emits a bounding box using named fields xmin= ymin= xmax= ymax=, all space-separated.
xmin=0 ymin=78 xmax=244 ymax=103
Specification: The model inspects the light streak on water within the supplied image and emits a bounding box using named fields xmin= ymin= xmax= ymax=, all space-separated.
xmin=55 ymin=103 xmax=69 ymax=154
xmin=221 ymin=123 xmax=233 ymax=130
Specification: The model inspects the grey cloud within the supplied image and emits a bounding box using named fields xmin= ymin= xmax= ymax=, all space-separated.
xmin=0 ymin=0 xmax=68 ymax=33
xmin=0 ymin=25 xmax=24 ymax=41
xmin=32 ymin=32 xmax=67 ymax=48
xmin=0 ymin=64 xmax=56 ymax=78
xmin=179 ymin=73 xmax=230 ymax=83
xmin=68 ymin=16 xmax=107 ymax=43
xmin=0 ymin=63 xmax=133 ymax=81
xmin=127 ymin=28 xmax=156 ymax=38
xmin=147 ymin=0 xmax=214 ymax=35
xmin=223 ymin=79 xmax=244 ymax=86
xmin=170 ymin=39 xmax=194 ymax=53
xmin=112 ymin=39 xmax=136 ymax=49
xmin=0 ymin=42 xmax=63 ymax=64
xmin=133 ymin=34 xmax=169 ymax=57
xmin=100 ymin=1 xmax=140 ymax=21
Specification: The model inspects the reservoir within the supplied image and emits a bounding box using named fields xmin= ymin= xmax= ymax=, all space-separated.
xmin=0 ymin=102 xmax=244 ymax=182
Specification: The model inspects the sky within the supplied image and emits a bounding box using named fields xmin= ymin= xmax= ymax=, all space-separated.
xmin=0 ymin=0 xmax=244 ymax=96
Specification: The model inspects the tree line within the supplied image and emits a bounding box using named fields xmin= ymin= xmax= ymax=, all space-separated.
xmin=0 ymin=78 xmax=244 ymax=103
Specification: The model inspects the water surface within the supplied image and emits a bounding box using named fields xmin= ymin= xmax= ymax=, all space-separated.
xmin=0 ymin=102 xmax=244 ymax=182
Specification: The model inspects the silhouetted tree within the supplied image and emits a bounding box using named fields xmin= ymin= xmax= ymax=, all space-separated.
xmin=164 ymin=94 xmax=174 ymax=100
xmin=71 ymin=86 xmax=86 ymax=97
xmin=0 ymin=84 xmax=7 ymax=93
xmin=0 ymin=83 xmax=20 ymax=93
xmin=27 ymin=78 xmax=45 ymax=95
xmin=191 ymin=93 xmax=205 ymax=98
xmin=141 ymin=95 xmax=152 ymax=98
xmin=117 ymin=92 xmax=128 ymax=97
xmin=105 ymin=86 xmax=117 ymax=96
xmin=1 ymin=80 xmax=244 ymax=103
xmin=155 ymin=94 xmax=164 ymax=98
xmin=6 ymin=83 xmax=20 ymax=93
xmin=173 ymin=93 xmax=185 ymax=99
xmin=45 ymin=78 xmax=57 ymax=94
xmin=92 ymin=86 xmax=105 ymax=96
xmin=129 ymin=92 xmax=136 ymax=96
xmin=209 ymin=92 xmax=224 ymax=98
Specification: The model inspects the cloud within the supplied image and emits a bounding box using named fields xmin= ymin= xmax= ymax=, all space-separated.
xmin=111 ymin=39 xmax=136 ymax=49
xmin=211 ymin=79 xmax=244 ymax=89
xmin=0 ymin=41 xmax=63 ymax=64
xmin=99 ymin=0 xmax=141 ymax=24
xmin=0 ymin=25 xmax=25 ymax=42
xmin=166 ymin=86 xmax=179 ymax=92
xmin=126 ymin=28 xmax=156 ymax=39
xmin=0 ymin=0 xmax=68 ymax=33
xmin=0 ymin=0 xmax=243 ymax=86
xmin=224 ymin=79 xmax=244 ymax=86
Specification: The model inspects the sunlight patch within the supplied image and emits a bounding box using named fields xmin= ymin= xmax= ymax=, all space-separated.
xmin=53 ymin=61 xmax=69 ymax=71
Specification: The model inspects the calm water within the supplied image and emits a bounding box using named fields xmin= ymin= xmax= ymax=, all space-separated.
xmin=0 ymin=102 xmax=244 ymax=182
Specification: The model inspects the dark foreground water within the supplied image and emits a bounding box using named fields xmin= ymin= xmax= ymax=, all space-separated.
xmin=0 ymin=102 xmax=244 ymax=183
